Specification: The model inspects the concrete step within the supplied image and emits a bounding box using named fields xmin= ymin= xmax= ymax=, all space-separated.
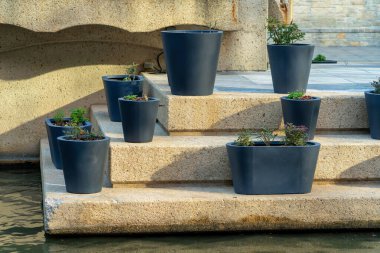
xmin=40 ymin=144 xmax=380 ymax=234
xmin=144 ymin=71 xmax=373 ymax=134
xmin=91 ymin=105 xmax=380 ymax=186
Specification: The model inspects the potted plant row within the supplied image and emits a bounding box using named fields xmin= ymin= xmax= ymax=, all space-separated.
xmin=102 ymin=63 xmax=144 ymax=122
xmin=267 ymin=17 xmax=314 ymax=94
xmin=365 ymin=77 xmax=380 ymax=139
xmin=45 ymin=108 xmax=91 ymax=170
xmin=226 ymin=124 xmax=320 ymax=195
xmin=281 ymin=91 xmax=321 ymax=140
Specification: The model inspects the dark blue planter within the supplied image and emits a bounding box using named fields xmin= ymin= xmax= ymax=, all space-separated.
xmin=57 ymin=136 xmax=110 ymax=194
xmin=118 ymin=97 xmax=159 ymax=143
xmin=45 ymin=118 xmax=92 ymax=170
xmin=226 ymin=141 xmax=320 ymax=195
xmin=268 ymin=44 xmax=315 ymax=94
xmin=281 ymin=96 xmax=321 ymax=140
xmin=161 ymin=30 xmax=223 ymax=96
xmin=365 ymin=91 xmax=380 ymax=139
xmin=102 ymin=75 xmax=143 ymax=122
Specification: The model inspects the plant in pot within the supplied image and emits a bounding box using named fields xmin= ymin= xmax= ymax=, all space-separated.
xmin=226 ymin=124 xmax=320 ymax=195
xmin=267 ymin=17 xmax=314 ymax=93
xmin=281 ymin=91 xmax=321 ymax=140
xmin=58 ymin=127 xmax=110 ymax=194
xmin=161 ymin=25 xmax=223 ymax=96
xmin=102 ymin=63 xmax=144 ymax=122
xmin=45 ymin=108 xmax=92 ymax=170
xmin=118 ymin=95 xmax=159 ymax=143
xmin=365 ymin=77 xmax=380 ymax=139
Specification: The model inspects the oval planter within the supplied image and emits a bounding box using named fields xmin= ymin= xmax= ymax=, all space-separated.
xmin=45 ymin=118 xmax=92 ymax=170
xmin=118 ymin=97 xmax=159 ymax=143
xmin=365 ymin=91 xmax=380 ymax=139
xmin=102 ymin=75 xmax=143 ymax=122
xmin=161 ymin=30 xmax=223 ymax=96
xmin=226 ymin=141 xmax=320 ymax=195
xmin=281 ymin=96 xmax=321 ymax=140
xmin=57 ymin=136 xmax=110 ymax=194
xmin=267 ymin=44 xmax=315 ymax=94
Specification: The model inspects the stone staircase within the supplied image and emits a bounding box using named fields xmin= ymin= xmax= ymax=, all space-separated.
xmin=41 ymin=71 xmax=380 ymax=234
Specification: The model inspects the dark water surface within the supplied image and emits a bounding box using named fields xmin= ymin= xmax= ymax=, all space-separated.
xmin=1 ymin=166 xmax=380 ymax=253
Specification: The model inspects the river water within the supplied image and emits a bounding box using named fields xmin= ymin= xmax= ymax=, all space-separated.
xmin=1 ymin=166 xmax=380 ymax=253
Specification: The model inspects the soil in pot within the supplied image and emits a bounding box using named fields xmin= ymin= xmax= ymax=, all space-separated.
xmin=118 ymin=96 xmax=159 ymax=143
xmin=102 ymin=75 xmax=143 ymax=122
xmin=161 ymin=30 xmax=223 ymax=96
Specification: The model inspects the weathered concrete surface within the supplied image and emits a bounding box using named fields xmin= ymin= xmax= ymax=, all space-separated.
xmin=144 ymin=70 xmax=377 ymax=133
xmin=41 ymin=143 xmax=380 ymax=234
xmin=92 ymin=105 xmax=380 ymax=185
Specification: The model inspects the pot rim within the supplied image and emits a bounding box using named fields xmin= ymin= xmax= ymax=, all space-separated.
xmin=118 ymin=97 xmax=160 ymax=103
xmin=102 ymin=75 xmax=144 ymax=82
xmin=45 ymin=118 xmax=92 ymax=128
xmin=57 ymin=135 xmax=110 ymax=143
xmin=365 ymin=90 xmax=380 ymax=95
xmin=267 ymin=43 xmax=314 ymax=47
xmin=281 ymin=96 xmax=321 ymax=101
xmin=161 ymin=30 xmax=223 ymax=34
xmin=226 ymin=141 xmax=320 ymax=148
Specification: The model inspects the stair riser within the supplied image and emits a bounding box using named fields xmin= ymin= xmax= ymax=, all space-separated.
xmin=110 ymin=142 xmax=380 ymax=185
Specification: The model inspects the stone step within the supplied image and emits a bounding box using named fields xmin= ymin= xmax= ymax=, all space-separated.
xmin=40 ymin=144 xmax=380 ymax=234
xmin=144 ymin=71 xmax=373 ymax=133
xmin=91 ymin=105 xmax=380 ymax=186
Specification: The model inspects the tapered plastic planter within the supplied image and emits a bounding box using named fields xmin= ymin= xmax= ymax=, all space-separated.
xmin=281 ymin=97 xmax=321 ymax=140
xmin=57 ymin=136 xmax=110 ymax=194
xmin=161 ymin=30 xmax=223 ymax=96
xmin=102 ymin=75 xmax=143 ymax=122
xmin=118 ymin=97 xmax=159 ymax=143
xmin=226 ymin=142 xmax=320 ymax=195
xmin=268 ymin=44 xmax=315 ymax=94
xmin=365 ymin=91 xmax=380 ymax=139
xmin=45 ymin=118 xmax=92 ymax=170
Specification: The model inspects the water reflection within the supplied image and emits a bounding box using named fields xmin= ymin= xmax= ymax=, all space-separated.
xmin=1 ymin=166 xmax=380 ymax=252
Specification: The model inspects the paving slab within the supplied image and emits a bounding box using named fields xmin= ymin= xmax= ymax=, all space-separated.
xmin=91 ymin=105 xmax=380 ymax=185
xmin=41 ymin=143 xmax=380 ymax=234
xmin=144 ymin=66 xmax=379 ymax=132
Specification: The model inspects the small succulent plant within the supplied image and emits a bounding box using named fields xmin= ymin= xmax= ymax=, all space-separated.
xmin=123 ymin=95 xmax=149 ymax=101
xmin=267 ymin=17 xmax=305 ymax=45
xmin=52 ymin=110 xmax=65 ymax=126
xmin=64 ymin=126 xmax=104 ymax=141
xmin=70 ymin=108 xmax=89 ymax=126
xmin=371 ymin=77 xmax=380 ymax=94
xmin=287 ymin=91 xmax=313 ymax=100
xmin=123 ymin=63 xmax=139 ymax=81
xmin=284 ymin=123 xmax=308 ymax=146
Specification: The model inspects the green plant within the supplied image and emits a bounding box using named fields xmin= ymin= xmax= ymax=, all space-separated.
xmin=235 ymin=130 xmax=254 ymax=146
xmin=371 ymin=77 xmax=380 ymax=94
xmin=284 ymin=123 xmax=308 ymax=146
xmin=287 ymin=91 xmax=312 ymax=100
xmin=267 ymin=17 xmax=305 ymax=45
xmin=53 ymin=110 xmax=65 ymax=126
xmin=254 ymin=128 xmax=278 ymax=146
xmin=123 ymin=95 xmax=149 ymax=101
xmin=313 ymin=54 xmax=326 ymax=62
xmin=70 ymin=108 xmax=88 ymax=126
xmin=123 ymin=63 xmax=139 ymax=81
xmin=64 ymin=126 xmax=104 ymax=141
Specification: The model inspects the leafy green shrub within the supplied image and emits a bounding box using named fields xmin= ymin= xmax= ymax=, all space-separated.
xmin=267 ymin=17 xmax=305 ymax=45
xmin=70 ymin=108 xmax=88 ymax=126
xmin=313 ymin=54 xmax=326 ymax=62
xmin=371 ymin=77 xmax=380 ymax=94
xmin=254 ymin=128 xmax=278 ymax=146
xmin=64 ymin=126 xmax=104 ymax=141
xmin=53 ymin=110 xmax=65 ymax=126
xmin=235 ymin=130 xmax=254 ymax=146
xmin=284 ymin=123 xmax=308 ymax=146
